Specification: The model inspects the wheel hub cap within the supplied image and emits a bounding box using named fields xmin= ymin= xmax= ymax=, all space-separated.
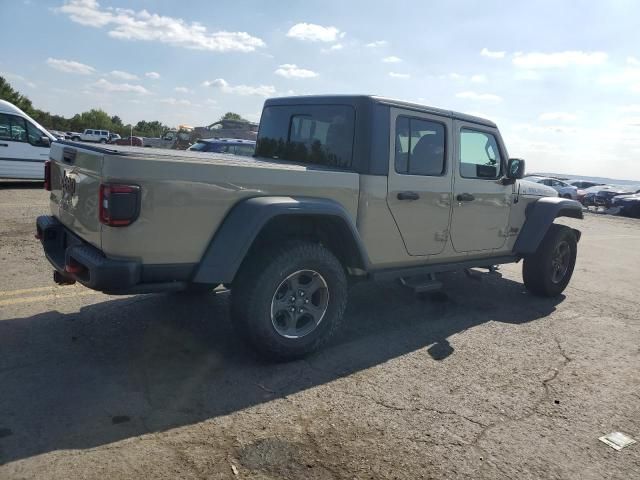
xmin=270 ymin=270 xmax=329 ymax=339
xmin=551 ymin=240 xmax=570 ymax=284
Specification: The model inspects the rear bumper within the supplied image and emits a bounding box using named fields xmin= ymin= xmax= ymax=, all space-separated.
xmin=36 ymin=216 xmax=193 ymax=294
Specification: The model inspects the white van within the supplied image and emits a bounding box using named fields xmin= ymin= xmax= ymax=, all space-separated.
xmin=0 ymin=100 xmax=56 ymax=180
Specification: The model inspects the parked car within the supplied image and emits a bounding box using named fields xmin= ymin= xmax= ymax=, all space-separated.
xmin=594 ymin=187 xmax=635 ymax=208
xmin=569 ymin=180 xmax=604 ymax=203
xmin=187 ymin=138 xmax=256 ymax=156
xmin=0 ymin=99 xmax=56 ymax=180
xmin=37 ymin=94 xmax=583 ymax=360
xmin=524 ymin=176 xmax=577 ymax=199
xmin=108 ymin=133 xmax=121 ymax=143
xmin=48 ymin=129 xmax=67 ymax=140
xmin=65 ymin=131 xmax=81 ymax=139
xmin=71 ymin=129 xmax=111 ymax=143
xmin=569 ymin=180 xmax=603 ymax=189
xmin=113 ymin=136 xmax=143 ymax=147
xmin=610 ymin=192 xmax=640 ymax=217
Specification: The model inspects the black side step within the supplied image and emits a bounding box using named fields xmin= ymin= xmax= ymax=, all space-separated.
xmin=399 ymin=273 xmax=443 ymax=293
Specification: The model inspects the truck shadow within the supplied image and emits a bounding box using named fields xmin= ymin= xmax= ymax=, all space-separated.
xmin=0 ymin=271 xmax=563 ymax=464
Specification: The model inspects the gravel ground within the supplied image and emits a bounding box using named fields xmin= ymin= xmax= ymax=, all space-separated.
xmin=0 ymin=182 xmax=638 ymax=479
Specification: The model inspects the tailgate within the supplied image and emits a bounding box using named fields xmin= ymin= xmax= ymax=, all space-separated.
xmin=49 ymin=142 xmax=104 ymax=248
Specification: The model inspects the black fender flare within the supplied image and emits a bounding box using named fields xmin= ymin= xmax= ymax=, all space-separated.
xmin=192 ymin=196 xmax=370 ymax=284
xmin=513 ymin=197 xmax=583 ymax=255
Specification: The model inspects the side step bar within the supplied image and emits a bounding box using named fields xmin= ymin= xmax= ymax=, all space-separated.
xmin=399 ymin=273 xmax=442 ymax=293
xmin=370 ymin=255 xmax=518 ymax=282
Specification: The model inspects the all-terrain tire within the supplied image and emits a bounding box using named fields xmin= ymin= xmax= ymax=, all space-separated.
xmin=231 ymin=241 xmax=348 ymax=361
xmin=523 ymin=224 xmax=577 ymax=297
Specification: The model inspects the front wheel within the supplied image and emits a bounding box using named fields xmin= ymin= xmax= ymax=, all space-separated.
xmin=231 ymin=241 xmax=348 ymax=361
xmin=523 ymin=224 xmax=577 ymax=297
xmin=99 ymin=139 xmax=107 ymax=144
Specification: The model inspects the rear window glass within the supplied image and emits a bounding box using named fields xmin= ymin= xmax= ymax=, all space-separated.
xmin=256 ymin=105 xmax=355 ymax=168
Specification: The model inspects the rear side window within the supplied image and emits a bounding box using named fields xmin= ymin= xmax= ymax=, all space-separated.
xmin=459 ymin=129 xmax=502 ymax=179
xmin=256 ymin=105 xmax=355 ymax=168
xmin=395 ymin=116 xmax=446 ymax=176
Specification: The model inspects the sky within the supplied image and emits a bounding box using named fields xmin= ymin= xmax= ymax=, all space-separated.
xmin=1 ymin=0 xmax=640 ymax=179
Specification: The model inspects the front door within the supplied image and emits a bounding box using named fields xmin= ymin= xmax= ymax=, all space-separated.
xmin=0 ymin=113 xmax=49 ymax=179
xmin=386 ymin=108 xmax=453 ymax=256
xmin=450 ymin=121 xmax=513 ymax=252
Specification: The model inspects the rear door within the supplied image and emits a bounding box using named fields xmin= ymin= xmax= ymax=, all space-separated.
xmin=450 ymin=121 xmax=513 ymax=252
xmin=0 ymin=113 xmax=49 ymax=179
xmin=386 ymin=108 xmax=453 ymax=256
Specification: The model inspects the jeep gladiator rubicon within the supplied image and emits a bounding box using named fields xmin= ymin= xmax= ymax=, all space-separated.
xmin=36 ymin=95 xmax=582 ymax=360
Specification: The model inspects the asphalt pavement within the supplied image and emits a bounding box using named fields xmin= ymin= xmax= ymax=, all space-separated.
xmin=1 ymin=182 xmax=638 ymax=479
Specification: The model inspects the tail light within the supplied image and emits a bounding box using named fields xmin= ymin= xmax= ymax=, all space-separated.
xmin=99 ymin=183 xmax=140 ymax=227
xmin=44 ymin=160 xmax=51 ymax=191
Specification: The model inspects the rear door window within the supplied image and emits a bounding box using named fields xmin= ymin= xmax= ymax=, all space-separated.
xmin=256 ymin=105 xmax=355 ymax=168
xmin=395 ymin=116 xmax=446 ymax=176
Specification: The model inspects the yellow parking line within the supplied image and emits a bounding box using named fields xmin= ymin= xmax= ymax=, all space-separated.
xmin=0 ymin=286 xmax=78 ymax=297
xmin=0 ymin=290 xmax=98 ymax=307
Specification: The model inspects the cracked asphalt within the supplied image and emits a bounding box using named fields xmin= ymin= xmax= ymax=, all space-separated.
xmin=1 ymin=182 xmax=639 ymax=479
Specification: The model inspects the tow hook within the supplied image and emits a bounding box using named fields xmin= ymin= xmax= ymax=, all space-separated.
xmin=53 ymin=270 xmax=76 ymax=286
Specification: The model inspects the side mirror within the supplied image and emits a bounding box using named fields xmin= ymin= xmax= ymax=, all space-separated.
xmin=39 ymin=136 xmax=51 ymax=147
xmin=506 ymin=158 xmax=525 ymax=179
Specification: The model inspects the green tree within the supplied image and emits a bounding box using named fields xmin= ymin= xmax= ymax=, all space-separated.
xmin=0 ymin=76 xmax=35 ymax=114
xmin=220 ymin=112 xmax=248 ymax=122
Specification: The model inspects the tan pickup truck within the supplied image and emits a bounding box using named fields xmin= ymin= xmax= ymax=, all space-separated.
xmin=36 ymin=95 xmax=583 ymax=359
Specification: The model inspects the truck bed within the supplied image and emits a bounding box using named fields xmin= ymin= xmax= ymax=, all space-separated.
xmin=48 ymin=141 xmax=360 ymax=265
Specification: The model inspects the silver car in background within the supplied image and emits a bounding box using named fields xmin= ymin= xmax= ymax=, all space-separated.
xmin=524 ymin=176 xmax=578 ymax=199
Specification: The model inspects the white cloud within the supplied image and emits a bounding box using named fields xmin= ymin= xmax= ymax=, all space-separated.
xmin=389 ymin=72 xmax=410 ymax=79
xmin=365 ymin=40 xmax=388 ymax=48
xmin=174 ymin=86 xmax=191 ymax=93
xmin=512 ymin=50 xmax=608 ymax=69
xmin=160 ymin=97 xmax=191 ymax=106
xmin=46 ymin=57 xmax=95 ymax=75
xmin=329 ymin=43 xmax=343 ymax=51
xmin=145 ymin=71 xmax=160 ymax=79
xmin=110 ymin=70 xmax=138 ymax=80
xmin=456 ymin=91 xmax=502 ymax=102
xmin=57 ymin=0 xmax=265 ymax=52
xmin=382 ymin=56 xmax=402 ymax=63
xmin=446 ymin=73 xmax=463 ymax=80
xmin=538 ymin=112 xmax=578 ymax=122
xmin=286 ymin=23 xmax=343 ymax=42
xmin=628 ymin=56 xmax=640 ymax=66
xmin=92 ymin=78 xmax=150 ymax=94
xmin=481 ymin=48 xmax=505 ymax=59
xmin=471 ymin=74 xmax=487 ymax=83
xmin=274 ymin=64 xmax=318 ymax=79
xmin=202 ymin=78 xmax=276 ymax=97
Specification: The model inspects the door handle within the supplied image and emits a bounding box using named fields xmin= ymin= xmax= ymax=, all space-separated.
xmin=456 ymin=193 xmax=475 ymax=202
xmin=0 ymin=143 xmax=8 ymax=147
xmin=397 ymin=191 xmax=420 ymax=201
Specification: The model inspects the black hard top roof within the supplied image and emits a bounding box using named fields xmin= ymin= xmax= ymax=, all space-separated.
xmin=263 ymin=94 xmax=496 ymax=128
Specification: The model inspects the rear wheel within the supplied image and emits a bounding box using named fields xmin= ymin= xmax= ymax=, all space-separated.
xmin=523 ymin=224 xmax=577 ymax=297
xmin=100 ymin=139 xmax=107 ymax=144
xmin=231 ymin=241 xmax=348 ymax=361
